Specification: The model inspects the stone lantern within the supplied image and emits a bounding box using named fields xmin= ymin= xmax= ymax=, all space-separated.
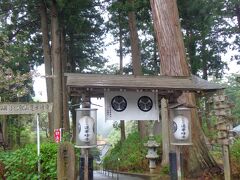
xmin=144 ymin=134 xmax=160 ymax=172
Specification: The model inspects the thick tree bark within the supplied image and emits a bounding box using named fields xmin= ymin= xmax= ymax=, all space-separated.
xmin=150 ymin=0 xmax=189 ymax=76
xmin=39 ymin=0 xmax=54 ymax=137
xmin=119 ymin=14 xmax=123 ymax=75
xmin=2 ymin=116 xmax=7 ymax=146
xmin=51 ymin=0 xmax=62 ymax=129
xmin=153 ymin=37 xmax=159 ymax=75
xmin=235 ymin=4 xmax=240 ymax=30
xmin=201 ymin=41 xmax=208 ymax=80
xmin=60 ymin=26 xmax=70 ymax=134
xmin=118 ymin=13 xmax=126 ymax=142
xmin=16 ymin=119 xmax=20 ymax=146
xmin=127 ymin=0 xmax=142 ymax=75
xmin=127 ymin=0 xmax=147 ymax=138
xmin=150 ymin=0 xmax=219 ymax=176
xmin=70 ymin=96 xmax=80 ymax=143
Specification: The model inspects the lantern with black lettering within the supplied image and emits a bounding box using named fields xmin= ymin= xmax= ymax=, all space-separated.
xmin=169 ymin=104 xmax=192 ymax=145
xmin=75 ymin=108 xmax=97 ymax=148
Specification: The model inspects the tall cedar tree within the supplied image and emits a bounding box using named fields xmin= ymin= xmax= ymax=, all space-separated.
xmin=150 ymin=0 xmax=221 ymax=177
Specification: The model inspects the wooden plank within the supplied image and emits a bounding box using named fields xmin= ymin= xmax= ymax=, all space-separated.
xmin=222 ymin=145 xmax=231 ymax=180
xmin=67 ymin=75 xmax=192 ymax=89
xmin=217 ymin=139 xmax=233 ymax=145
xmin=213 ymin=95 xmax=228 ymax=102
xmin=65 ymin=73 xmax=224 ymax=91
xmin=216 ymin=123 xmax=232 ymax=131
xmin=213 ymin=102 xmax=234 ymax=110
xmin=212 ymin=109 xmax=231 ymax=116
xmin=0 ymin=103 xmax=53 ymax=115
xmin=217 ymin=131 xmax=228 ymax=139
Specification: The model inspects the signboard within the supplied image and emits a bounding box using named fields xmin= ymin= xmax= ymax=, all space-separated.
xmin=104 ymin=91 xmax=159 ymax=121
xmin=0 ymin=103 xmax=53 ymax=115
xmin=54 ymin=129 xmax=61 ymax=143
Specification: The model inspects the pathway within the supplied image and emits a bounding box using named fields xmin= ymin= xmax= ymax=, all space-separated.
xmin=94 ymin=170 xmax=150 ymax=180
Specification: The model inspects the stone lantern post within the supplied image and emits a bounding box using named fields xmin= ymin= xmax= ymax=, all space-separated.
xmin=144 ymin=133 xmax=160 ymax=173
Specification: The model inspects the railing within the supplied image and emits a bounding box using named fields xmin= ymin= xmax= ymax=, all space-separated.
xmin=98 ymin=161 xmax=120 ymax=180
xmin=100 ymin=168 xmax=119 ymax=180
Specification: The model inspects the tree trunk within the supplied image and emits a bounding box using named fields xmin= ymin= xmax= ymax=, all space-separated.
xmin=201 ymin=41 xmax=208 ymax=80
xmin=119 ymin=12 xmax=126 ymax=142
xmin=150 ymin=0 xmax=219 ymax=176
xmin=16 ymin=119 xmax=20 ymax=146
xmin=51 ymin=0 xmax=62 ymax=129
xmin=60 ymin=25 xmax=70 ymax=135
xmin=68 ymin=32 xmax=78 ymax=143
xmin=2 ymin=116 xmax=7 ymax=147
xmin=39 ymin=0 xmax=54 ymax=137
xmin=71 ymin=96 xmax=80 ymax=143
xmin=127 ymin=0 xmax=147 ymax=139
xmin=235 ymin=4 xmax=240 ymax=30
xmin=153 ymin=36 xmax=159 ymax=75
xmin=8 ymin=118 xmax=13 ymax=149
xmin=119 ymin=13 xmax=123 ymax=75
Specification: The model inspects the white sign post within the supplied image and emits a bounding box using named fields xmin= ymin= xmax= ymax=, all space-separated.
xmin=36 ymin=113 xmax=40 ymax=179
xmin=0 ymin=102 xmax=53 ymax=179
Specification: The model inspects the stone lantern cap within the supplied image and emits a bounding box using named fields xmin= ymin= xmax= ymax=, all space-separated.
xmin=144 ymin=140 xmax=160 ymax=148
xmin=144 ymin=134 xmax=160 ymax=148
xmin=146 ymin=154 xmax=159 ymax=159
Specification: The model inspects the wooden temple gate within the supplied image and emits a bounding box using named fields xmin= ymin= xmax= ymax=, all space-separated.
xmin=65 ymin=73 xmax=224 ymax=179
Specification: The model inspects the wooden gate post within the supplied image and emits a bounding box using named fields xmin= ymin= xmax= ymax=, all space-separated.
xmin=57 ymin=142 xmax=76 ymax=180
xmin=161 ymin=97 xmax=170 ymax=166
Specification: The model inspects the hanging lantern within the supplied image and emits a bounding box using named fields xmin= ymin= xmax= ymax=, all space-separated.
xmin=75 ymin=108 xmax=97 ymax=148
xmin=169 ymin=104 xmax=192 ymax=145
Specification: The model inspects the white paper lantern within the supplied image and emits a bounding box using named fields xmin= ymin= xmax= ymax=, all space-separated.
xmin=173 ymin=115 xmax=189 ymax=140
xmin=78 ymin=116 xmax=95 ymax=143
xmin=75 ymin=108 xmax=97 ymax=148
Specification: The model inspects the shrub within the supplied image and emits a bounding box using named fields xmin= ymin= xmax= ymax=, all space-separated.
xmin=103 ymin=131 xmax=162 ymax=173
xmin=160 ymin=165 xmax=170 ymax=175
xmin=231 ymin=138 xmax=240 ymax=178
xmin=0 ymin=142 xmax=58 ymax=179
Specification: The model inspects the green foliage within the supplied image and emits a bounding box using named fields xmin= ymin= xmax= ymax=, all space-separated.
xmin=107 ymin=127 xmax=121 ymax=145
xmin=0 ymin=142 xmax=58 ymax=179
xmin=202 ymin=115 xmax=218 ymax=140
xmin=178 ymin=0 xmax=228 ymax=79
xmin=224 ymin=74 xmax=240 ymax=125
xmin=103 ymin=131 xmax=161 ymax=172
xmin=40 ymin=142 xmax=58 ymax=178
xmin=160 ymin=165 xmax=170 ymax=175
xmin=106 ymin=0 xmax=159 ymax=75
xmin=0 ymin=63 xmax=33 ymax=101
xmin=231 ymin=139 xmax=240 ymax=177
xmin=59 ymin=0 xmax=107 ymax=72
xmin=107 ymin=121 xmax=138 ymax=145
xmin=231 ymin=139 xmax=240 ymax=161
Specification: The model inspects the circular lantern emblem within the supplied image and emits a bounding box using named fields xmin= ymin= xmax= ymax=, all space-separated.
xmin=173 ymin=115 xmax=189 ymax=140
xmin=111 ymin=96 xmax=127 ymax=112
xmin=137 ymin=96 xmax=153 ymax=112
xmin=173 ymin=121 xmax=177 ymax=133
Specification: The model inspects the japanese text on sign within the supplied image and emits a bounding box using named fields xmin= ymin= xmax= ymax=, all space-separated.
xmin=0 ymin=103 xmax=53 ymax=115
